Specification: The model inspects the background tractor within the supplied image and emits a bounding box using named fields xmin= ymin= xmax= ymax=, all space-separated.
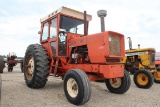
xmin=6 ymin=52 xmax=23 ymax=72
xmin=7 ymin=52 xmax=17 ymax=72
xmin=23 ymin=6 xmax=131 ymax=105
xmin=0 ymin=52 xmax=23 ymax=73
xmin=121 ymin=37 xmax=160 ymax=89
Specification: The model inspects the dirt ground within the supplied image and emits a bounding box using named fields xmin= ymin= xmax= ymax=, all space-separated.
xmin=1 ymin=64 xmax=160 ymax=107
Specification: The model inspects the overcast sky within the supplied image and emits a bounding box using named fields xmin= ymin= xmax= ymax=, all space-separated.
xmin=0 ymin=0 xmax=160 ymax=57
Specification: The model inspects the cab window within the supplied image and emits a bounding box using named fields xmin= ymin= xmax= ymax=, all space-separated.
xmin=50 ymin=18 xmax=57 ymax=38
xmin=60 ymin=16 xmax=85 ymax=35
xmin=42 ymin=22 xmax=48 ymax=41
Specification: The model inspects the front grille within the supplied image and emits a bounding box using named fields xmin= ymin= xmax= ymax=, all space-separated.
xmin=109 ymin=34 xmax=121 ymax=56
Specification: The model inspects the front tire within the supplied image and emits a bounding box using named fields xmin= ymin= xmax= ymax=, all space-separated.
xmin=105 ymin=70 xmax=131 ymax=94
xmin=64 ymin=69 xmax=91 ymax=105
xmin=133 ymin=70 xmax=153 ymax=89
xmin=153 ymin=71 xmax=160 ymax=83
xmin=24 ymin=44 xmax=49 ymax=88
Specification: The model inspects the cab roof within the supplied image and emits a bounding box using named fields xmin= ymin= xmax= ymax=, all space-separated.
xmin=40 ymin=6 xmax=92 ymax=22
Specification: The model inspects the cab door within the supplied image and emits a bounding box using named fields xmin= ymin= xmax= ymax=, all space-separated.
xmin=49 ymin=18 xmax=58 ymax=58
xmin=40 ymin=17 xmax=58 ymax=58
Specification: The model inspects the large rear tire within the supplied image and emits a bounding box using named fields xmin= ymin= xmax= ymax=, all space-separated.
xmin=0 ymin=75 xmax=2 ymax=102
xmin=24 ymin=44 xmax=49 ymax=88
xmin=105 ymin=70 xmax=131 ymax=94
xmin=64 ymin=69 xmax=91 ymax=105
xmin=133 ymin=70 xmax=153 ymax=89
xmin=0 ymin=58 xmax=5 ymax=73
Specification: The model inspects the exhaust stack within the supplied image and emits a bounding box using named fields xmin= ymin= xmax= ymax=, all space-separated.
xmin=97 ymin=10 xmax=107 ymax=32
xmin=138 ymin=44 xmax=140 ymax=49
xmin=127 ymin=37 xmax=132 ymax=50
xmin=84 ymin=11 xmax=87 ymax=36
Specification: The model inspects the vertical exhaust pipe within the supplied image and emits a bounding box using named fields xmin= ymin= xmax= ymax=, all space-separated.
xmin=138 ymin=44 xmax=140 ymax=49
xmin=97 ymin=10 xmax=107 ymax=32
xmin=84 ymin=11 xmax=87 ymax=36
xmin=127 ymin=37 xmax=132 ymax=50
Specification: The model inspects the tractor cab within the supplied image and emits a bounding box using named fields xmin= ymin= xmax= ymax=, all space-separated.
xmin=39 ymin=6 xmax=92 ymax=59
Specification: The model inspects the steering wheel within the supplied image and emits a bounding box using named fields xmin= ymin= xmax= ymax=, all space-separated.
xmin=59 ymin=31 xmax=66 ymax=42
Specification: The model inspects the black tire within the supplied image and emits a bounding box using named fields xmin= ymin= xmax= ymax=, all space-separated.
xmin=0 ymin=58 xmax=5 ymax=73
xmin=0 ymin=75 xmax=2 ymax=101
xmin=153 ymin=71 xmax=160 ymax=83
xmin=105 ymin=70 xmax=131 ymax=94
xmin=24 ymin=44 xmax=49 ymax=88
xmin=64 ymin=69 xmax=91 ymax=105
xmin=133 ymin=70 xmax=153 ymax=89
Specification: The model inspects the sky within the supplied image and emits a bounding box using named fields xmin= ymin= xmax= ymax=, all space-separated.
xmin=0 ymin=0 xmax=160 ymax=57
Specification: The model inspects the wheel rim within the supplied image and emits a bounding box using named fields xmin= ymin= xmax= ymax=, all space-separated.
xmin=137 ymin=73 xmax=148 ymax=85
xmin=67 ymin=78 xmax=78 ymax=98
xmin=154 ymin=72 xmax=160 ymax=81
xmin=109 ymin=78 xmax=122 ymax=88
xmin=26 ymin=54 xmax=34 ymax=80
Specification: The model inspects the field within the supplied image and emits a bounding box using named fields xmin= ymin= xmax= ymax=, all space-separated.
xmin=1 ymin=64 xmax=160 ymax=107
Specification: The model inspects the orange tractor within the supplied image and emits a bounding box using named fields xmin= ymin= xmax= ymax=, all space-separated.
xmin=23 ymin=6 xmax=131 ymax=105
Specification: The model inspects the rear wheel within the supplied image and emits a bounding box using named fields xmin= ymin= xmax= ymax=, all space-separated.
xmin=153 ymin=71 xmax=160 ymax=83
xmin=0 ymin=75 xmax=1 ymax=101
xmin=133 ymin=70 xmax=153 ymax=89
xmin=64 ymin=69 xmax=91 ymax=105
xmin=24 ymin=44 xmax=49 ymax=88
xmin=105 ymin=70 xmax=131 ymax=94
xmin=0 ymin=58 xmax=5 ymax=73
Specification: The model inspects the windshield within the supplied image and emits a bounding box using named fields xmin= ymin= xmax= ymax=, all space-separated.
xmin=60 ymin=16 xmax=85 ymax=35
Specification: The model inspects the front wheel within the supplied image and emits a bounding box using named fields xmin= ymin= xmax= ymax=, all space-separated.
xmin=105 ymin=70 xmax=131 ymax=94
xmin=64 ymin=69 xmax=91 ymax=105
xmin=133 ymin=70 xmax=153 ymax=89
xmin=153 ymin=71 xmax=160 ymax=83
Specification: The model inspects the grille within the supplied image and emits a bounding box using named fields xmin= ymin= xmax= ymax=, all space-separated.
xmin=109 ymin=34 xmax=121 ymax=56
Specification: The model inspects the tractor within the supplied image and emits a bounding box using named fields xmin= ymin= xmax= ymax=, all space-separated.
xmin=121 ymin=37 xmax=160 ymax=89
xmin=7 ymin=52 xmax=18 ymax=72
xmin=7 ymin=52 xmax=24 ymax=72
xmin=23 ymin=6 xmax=131 ymax=105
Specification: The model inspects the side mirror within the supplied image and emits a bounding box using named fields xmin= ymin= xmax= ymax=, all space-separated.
xmin=38 ymin=31 xmax=42 ymax=34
